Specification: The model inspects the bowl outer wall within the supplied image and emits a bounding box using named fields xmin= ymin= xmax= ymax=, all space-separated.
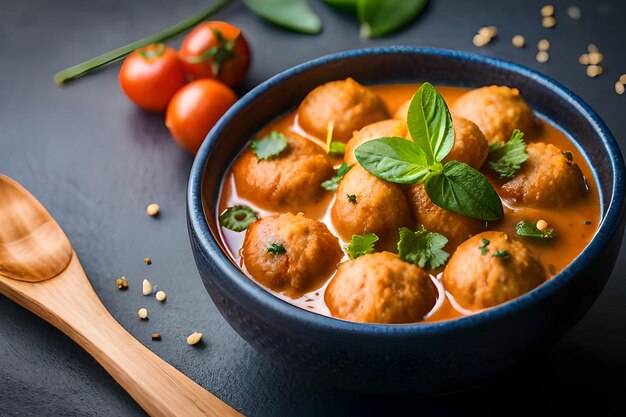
xmin=187 ymin=47 xmax=626 ymax=395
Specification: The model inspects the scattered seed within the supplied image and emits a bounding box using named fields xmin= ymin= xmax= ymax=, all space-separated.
xmin=540 ymin=5 xmax=555 ymax=17
xmin=579 ymin=54 xmax=590 ymax=65
xmin=616 ymin=81 xmax=625 ymax=95
xmin=146 ymin=203 xmax=160 ymax=217
xmin=151 ymin=333 xmax=162 ymax=341
xmin=567 ymin=6 xmax=581 ymax=19
xmin=586 ymin=65 xmax=603 ymax=78
xmin=536 ymin=220 xmax=549 ymax=231
xmin=116 ymin=276 xmax=128 ymax=290
xmin=144 ymin=257 xmax=152 ymax=265
xmin=155 ymin=290 xmax=167 ymax=302
xmin=542 ymin=16 xmax=557 ymax=28
xmin=588 ymin=52 xmax=604 ymax=65
xmin=620 ymin=74 xmax=626 ymax=84
xmin=512 ymin=35 xmax=526 ymax=48
xmin=187 ymin=332 xmax=203 ymax=346
xmin=537 ymin=39 xmax=550 ymax=51
xmin=536 ymin=51 xmax=550 ymax=63
xmin=478 ymin=26 xmax=498 ymax=38
xmin=138 ymin=308 xmax=148 ymax=320
xmin=473 ymin=34 xmax=491 ymax=47
xmin=142 ymin=279 xmax=153 ymax=296
xmin=588 ymin=44 xmax=599 ymax=53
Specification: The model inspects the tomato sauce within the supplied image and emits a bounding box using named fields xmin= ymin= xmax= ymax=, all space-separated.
xmin=215 ymin=84 xmax=601 ymax=322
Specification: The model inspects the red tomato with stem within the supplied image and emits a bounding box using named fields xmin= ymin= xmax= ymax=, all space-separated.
xmin=165 ymin=79 xmax=237 ymax=154
xmin=179 ymin=21 xmax=251 ymax=87
xmin=118 ymin=43 xmax=186 ymax=112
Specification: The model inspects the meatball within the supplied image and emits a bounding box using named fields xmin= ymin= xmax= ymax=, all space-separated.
xmin=405 ymin=184 xmax=486 ymax=250
xmin=344 ymin=119 xmax=408 ymax=165
xmin=500 ymin=142 xmax=587 ymax=208
xmin=233 ymin=132 xmax=335 ymax=209
xmin=326 ymin=252 xmax=436 ymax=324
xmin=442 ymin=117 xmax=489 ymax=170
xmin=297 ymin=78 xmax=389 ymax=142
xmin=331 ymin=165 xmax=414 ymax=250
xmin=242 ymin=213 xmax=343 ymax=296
xmin=443 ymin=231 xmax=546 ymax=310
xmin=452 ymin=85 xmax=539 ymax=143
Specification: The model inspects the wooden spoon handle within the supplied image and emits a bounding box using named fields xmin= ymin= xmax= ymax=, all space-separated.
xmin=0 ymin=254 xmax=243 ymax=417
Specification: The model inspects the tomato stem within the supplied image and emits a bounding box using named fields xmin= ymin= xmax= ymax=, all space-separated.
xmin=53 ymin=0 xmax=233 ymax=86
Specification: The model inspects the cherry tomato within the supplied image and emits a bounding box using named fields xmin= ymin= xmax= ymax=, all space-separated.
xmin=118 ymin=43 xmax=187 ymax=112
xmin=179 ymin=21 xmax=251 ymax=87
xmin=165 ymin=79 xmax=237 ymax=154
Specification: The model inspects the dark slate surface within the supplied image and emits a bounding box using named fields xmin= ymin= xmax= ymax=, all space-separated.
xmin=1 ymin=0 xmax=625 ymax=416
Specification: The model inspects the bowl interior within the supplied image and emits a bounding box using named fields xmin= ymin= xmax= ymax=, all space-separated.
xmin=195 ymin=47 xmax=621 ymax=330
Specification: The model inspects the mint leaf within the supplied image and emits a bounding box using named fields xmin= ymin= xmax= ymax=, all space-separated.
xmin=267 ymin=243 xmax=286 ymax=254
xmin=407 ymin=82 xmax=454 ymax=164
xmin=242 ymin=0 xmax=322 ymax=35
xmin=219 ymin=205 xmax=258 ymax=232
xmin=250 ymin=131 xmax=288 ymax=160
xmin=328 ymin=141 xmax=346 ymax=156
xmin=355 ymin=137 xmax=432 ymax=184
xmin=425 ymin=161 xmax=504 ymax=221
xmin=515 ymin=221 xmax=556 ymax=239
xmin=345 ymin=233 xmax=379 ymax=259
xmin=397 ymin=226 xmax=449 ymax=269
xmin=321 ymin=162 xmax=352 ymax=191
xmin=487 ymin=129 xmax=529 ymax=178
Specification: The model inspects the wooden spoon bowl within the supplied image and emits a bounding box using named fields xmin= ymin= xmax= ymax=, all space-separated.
xmin=0 ymin=174 xmax=242 ymax=417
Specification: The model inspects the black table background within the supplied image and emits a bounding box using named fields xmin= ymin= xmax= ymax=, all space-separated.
xmin=1 ymin=0 xmax=625 ymax=416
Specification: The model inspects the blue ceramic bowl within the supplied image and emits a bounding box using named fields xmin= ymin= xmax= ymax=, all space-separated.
xmin=187 ymin=47 xmax=625 ymax=395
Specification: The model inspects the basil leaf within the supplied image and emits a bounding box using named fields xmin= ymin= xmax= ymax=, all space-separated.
xmin=242 ymin=0 xmax=322 ymax=35
xmin=425 ymin=161 xmax=504 ymax=221
xmin=324 ymin=0 xmax=357 ymax=14
xmin=515 ymin=221 xmax=556 ymax=239
xmin=355 ymin=137 xmax=432 ymax=184
xmin=407 ymin=82 xmax=454 ymax=164
xmin=357 ymin=0 xmax=429 ymax=38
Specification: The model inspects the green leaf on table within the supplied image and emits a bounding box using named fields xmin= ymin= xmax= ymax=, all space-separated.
xmin=357 ymin=0 xmax=429 ymax=38
xmin=515 ymin=221 xmax=556 ymax=239
xmin=397 ymin=226 xmax=449 ymax=269
xmin=250 ymin=131 xmax=288 ymax=160
xmin=487 ymin=129 xmax=529 ymax=178
xmin=321 ymin=162 xmax=352 ymax=191
xmin=345 ymin=233 xmax=379 ymax=259
xmin=242 ymin=0 xmax=322 ymax=34
xmin=407 ymin=82 xmax=454 ymax=164
xmin=323 ymin=0 xmax=358 ymax=14
xmin=425 ymin=161 xmax=504 ymax=221
xmin=354 ymin=137 xmax=434 ymax=184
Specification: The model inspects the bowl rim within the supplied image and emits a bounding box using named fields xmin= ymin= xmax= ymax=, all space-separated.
xmin=187 ymin=46 xmax=625 ymax=336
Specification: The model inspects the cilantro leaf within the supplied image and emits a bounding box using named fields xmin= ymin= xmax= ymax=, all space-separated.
xmin=219 ymin=205 xmax=258 ymax=232
xmin=321 ymin=162 xmax=352 ymax=191
xmin=493 ymin=250 xmax=510 ymax=259
xmin=267 ymin=243 xmax=286 ymax=254
xmin=250 ymin=131 xmax=288 ymax=160
xmin=515 ymin=221 xmax=556 ymax=239
xmin=328 ymin=141 xmax=346 ymax=156
xmin=345 ymin=233 xmax=379 ymax=259
xmin=397 ymin=226 xmax=449 ymax=269
xmin=487 ymin=129 xmax=529 ymax=178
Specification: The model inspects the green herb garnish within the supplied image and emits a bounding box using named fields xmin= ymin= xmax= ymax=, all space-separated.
xmin=345 ymin=233 xmax=379 ymax=259
xmin=321 ymin=162 xmax=352 ymax=191
xmin=267 ymin=243 xmax=286 ymax=254
xmin=347 ymin=194 xmax=357 ymax=203
xmin=328 ymin=141 xmax=346 ymax=156
xmin=219 ymin=205 xmax=258 ymax=232
xmin=487 ymin=129 xmax=529 ymax=178
xmin=250 ymin=131 xmax=288 ymax=160
xmin=515 ymin=220 xmax=557 ymax=239
xmin=584 ymin=220 xmax=592 ymax=225
xmin=493 ymin=250 xmax=510 ymax=259
xmin=355 ymin=83 xmax=503 ymax=221
xmin=397 ymin=226 xmax=449 ymax=269
xmin=479 ymin=238 xmax=490 ymax=255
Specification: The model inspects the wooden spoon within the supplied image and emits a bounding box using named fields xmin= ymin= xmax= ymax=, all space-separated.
xmin=0 ymin=174 xmax=243 ymax=417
